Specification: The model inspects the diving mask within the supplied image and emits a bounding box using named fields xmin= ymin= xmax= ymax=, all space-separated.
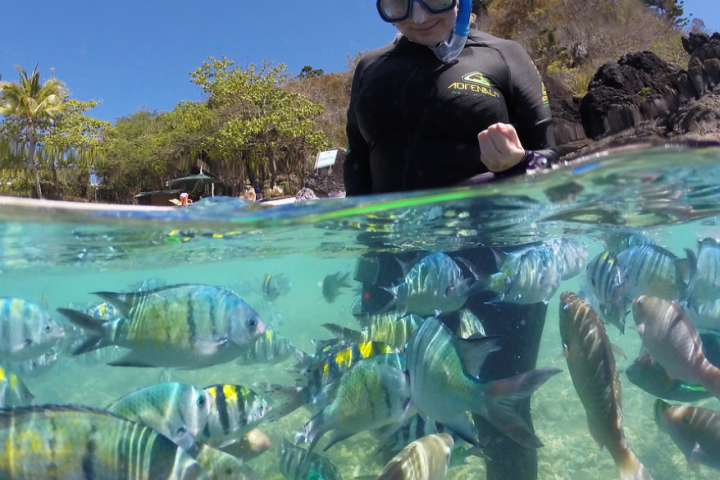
xmin=376 ymin=0 xmax=457 ymax=23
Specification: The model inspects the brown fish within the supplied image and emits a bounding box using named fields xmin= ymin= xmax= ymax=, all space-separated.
xmin=559 ymin=291 xmax=652 ymax=480
xmin=654 ymin=399 xmax=720 ymax=471
xmin=632 ymin=295 xmax=720 ymax=399
xmin=376 ymin=433 xmax=454 ymax=480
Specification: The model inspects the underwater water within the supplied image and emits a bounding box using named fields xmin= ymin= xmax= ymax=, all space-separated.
xmin=1 ymin=145 xmax=720 ymax=480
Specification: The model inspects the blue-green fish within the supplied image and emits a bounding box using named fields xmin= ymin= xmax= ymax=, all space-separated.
xmin=107 ymin=382 xmax=212 ymax=454
xmin=199 ymin=384 xmax=271 ymax=448
xmin=0 ymin=405 xmax=210 ymax=480
xmin=456 ymin=308 xmax=486 ymax=339
xmin=57 ymin=284 xmax=266 ymax=368
xmin=406 ymin=317 xmax=561 ymax=448
xmin=375 ymin=433 xmax=454 ymax=480
xmin=626 ymin=349 xmax=712 ymax=402
xmin=617 ymin=245 xmax=695 ymax=304
xmin=383 ymin=253 xmax=472 ymax=315
xmin=295 ymin=353 xmax=413 ymax=453
xmin=0 ymin=298 xmax=64 ymax=361
xmin=323 ymin=314 xmax=423 ymax=350
xmin=279 ymin=438 xmax=343 ymax=480
xmin=0 ymin=366 xmax=33 ymax=408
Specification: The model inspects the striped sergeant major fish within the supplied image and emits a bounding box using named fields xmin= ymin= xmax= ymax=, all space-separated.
xmin=374 ymin=414 xmax=457 ymax=464
xmin=559 ymin=292 xmax=653 ymax=480
xmin=406 ymin=316 xmax=561 ymax=449
xmin=236 ymin=330 xmax=303 ymax=366
xmin=0 ymin=366 xmax=33 ymax=408
xmin=1 ymin=348 xmax=58 ymax=379
xmin=106 ymin=382 xmax=212 ymax=455
xmin=0 ymin=405 xmax=210 ymax=480
xmin=279 ymin=438 xmax=343 ymax=480
xmin=0 ymin=298 xmax=64 ymax=362
xmin=692 ymin=238 xmax=720 ymax=304
xmin=583 ymin=250 xmax=628 ymax=333
xmin=383 ymin=252 xmax=474 ymax=316
xmin=295 ymin=353 xmax=413 ymax=453
xmin=262 ymin=273 xmax=291 ymax=302
xmin=546 ymin=237 xmax=588 ymax=281
xmin=654 ymin=399 xmax=720 ymax=472
xmin=322 ymin=314 xmax=423 ymax=351
xmin=375 ymin=433 xmax=454 ymax=480
xmin=198 ymin=384 xmax=271 ymax=448
xmin=57 ymin=284 xmax=266 ymax=368
xmin=476 ymin=244 xmax=564 ymax=304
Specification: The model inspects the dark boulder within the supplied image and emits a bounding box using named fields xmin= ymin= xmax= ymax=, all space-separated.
xmin=668 ymin=92 xmax=720 ymax=136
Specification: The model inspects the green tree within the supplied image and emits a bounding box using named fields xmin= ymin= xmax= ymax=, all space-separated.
xmin=644 ymin=0 xmax=686 ymax=27
xmin=41 ymin=99 xmax=113 ymax=198
xmin=298 ymin=65 xmax=325 ymax=79
xmin=0 ymin=65 xmax=68 ymax=198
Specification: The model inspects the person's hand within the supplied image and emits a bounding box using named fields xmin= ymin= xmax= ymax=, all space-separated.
xmin=477 ymin=123 xmax=526 ymax=172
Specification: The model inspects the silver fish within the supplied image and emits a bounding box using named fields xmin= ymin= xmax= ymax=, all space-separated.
xmin=0 ymin=405 xmax=210 ymax=480
xmin=692 ymin=238 xmax=720 ymax=304
xmin=295 ymin=353 xmax=413 ymax=453
xmin=0 ymin=366 xmax=33 ymax=407
xmin=559 ymin=292 xmax=652 ymax=480
xmin=583 ymin=250 xmax=628 ymax=333
xmin=107 ymin=382 xmax=212 ymax=454
xmin=58 ymin=284 xmax=266 ymax=368
xmin=617 ymin=245 xmax=695 ymax=304
xmin=546 ymin=237 xmax=588 ymax=281
xmin=632 ymin=295 xmax=720 ymax=400
xmin=0 ymin=298 xmax=64 ymax=361
xmin=456 ymin=308 xmax=486 ymax=339
xmin=279 ymin=438 xmax=343 ymax=480
xmin=2 ymin=348 xmax=58 ymax=379
xmin=375 ymin=433 xmax=454 ymax=480
xmin=480 ymin=245 xmax=563 ymax=304
xmin=654 ymin=399 xmax=720 ymax=471
xmin=384 ymin=253 xmax=472 ymax=315
xmin=237 ymin=330 xmax=300 ymax=366
xmin=406 ymin=316 xmax=561 ymax=448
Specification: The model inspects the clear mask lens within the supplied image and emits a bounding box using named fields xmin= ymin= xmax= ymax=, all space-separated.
xmin=377 ymin=0 xmax=457 ymax=22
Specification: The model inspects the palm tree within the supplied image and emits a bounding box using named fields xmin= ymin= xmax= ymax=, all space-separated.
xmin=0 ymin=65 xmax=67 ymax=198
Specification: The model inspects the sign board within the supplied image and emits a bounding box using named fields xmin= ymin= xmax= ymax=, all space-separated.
xmin=314 ymin=149 xmax=339 ymax=170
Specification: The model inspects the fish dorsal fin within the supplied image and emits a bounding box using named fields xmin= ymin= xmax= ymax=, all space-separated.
xmin=92 ymin=291 xmax=137 ymax=317
xmin=376 ymin=444 xmax=420 ymax=480
xmin=490 ymin=248 xmax=509 ymax=269
xmin=454 ymin=335 xmax=503 ymax=376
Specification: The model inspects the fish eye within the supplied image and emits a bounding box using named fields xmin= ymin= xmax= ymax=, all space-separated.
xmin=248 ymin=318 xmax=257 ymax=328
xmin=197 ymin=396 xmax=206 ymax=407
xmin=45 ymin=325 xmax=52 ymax=332
xmin=682 ymin=415 xmax=691 ymax=424
xmin=176 ymin=426 xmax=187 ymax=435
xmin=563 ymin=304 xmax=569 ymax=310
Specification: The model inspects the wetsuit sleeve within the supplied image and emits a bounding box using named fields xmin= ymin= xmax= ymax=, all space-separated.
xmin=344 ymin=63 xmax=373 ymax=196
xmin=503 ymin=41 xmax=559 ymax=167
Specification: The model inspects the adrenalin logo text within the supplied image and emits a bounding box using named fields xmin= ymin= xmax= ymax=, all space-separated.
xmin=448 ymin=71 xmax=499 ymax=97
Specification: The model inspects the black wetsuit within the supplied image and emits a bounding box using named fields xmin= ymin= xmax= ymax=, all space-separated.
xmin=344 ymin=30 xmax=558 ymax=195
xmin=347 ymin=31 xmax=555 ymax=480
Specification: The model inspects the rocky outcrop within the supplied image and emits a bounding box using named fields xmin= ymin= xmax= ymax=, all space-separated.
xmin=554 ymin=31 xmax=720 ymax=158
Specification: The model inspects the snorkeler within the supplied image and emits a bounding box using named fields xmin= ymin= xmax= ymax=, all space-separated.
xmin=345 ymin=1 xmax=558 ymax=479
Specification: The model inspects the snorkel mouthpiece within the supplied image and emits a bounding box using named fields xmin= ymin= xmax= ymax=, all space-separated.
xmin=431 ymin=0 xmax=471 ymax=62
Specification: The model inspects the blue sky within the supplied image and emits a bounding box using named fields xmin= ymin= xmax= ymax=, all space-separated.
xmin=1 ymin=0 xmax=716 ymax=123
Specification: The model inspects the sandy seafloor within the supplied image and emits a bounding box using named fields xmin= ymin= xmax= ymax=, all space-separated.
xmin=1 ymin=221 xmax=718 ymax=480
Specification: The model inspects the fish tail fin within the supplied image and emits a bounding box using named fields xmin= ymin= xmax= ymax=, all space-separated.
xmin=294 ymin=413 xmax=325 ymax=453
xmin=652 ymin=399 xmax=671 ymax=432
xmin=92 ymin=291 xmax=135 ymax=317
xmin=56 ymin=308 xmax=106 ymax=334
xmin=456 ymin=256 xmax=490 ymax=294
xmin=480 ymin=367 xmax=562 ymax=449
xmin=322 ymin=323 xmax=364 ymax=343
xmin=698 ymin=359 xmax=720 ymax=400
xmin=616 ymin=448 xmax=654 ymax=480
xmin=379 ymin=286 xmax=398 ymax=312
